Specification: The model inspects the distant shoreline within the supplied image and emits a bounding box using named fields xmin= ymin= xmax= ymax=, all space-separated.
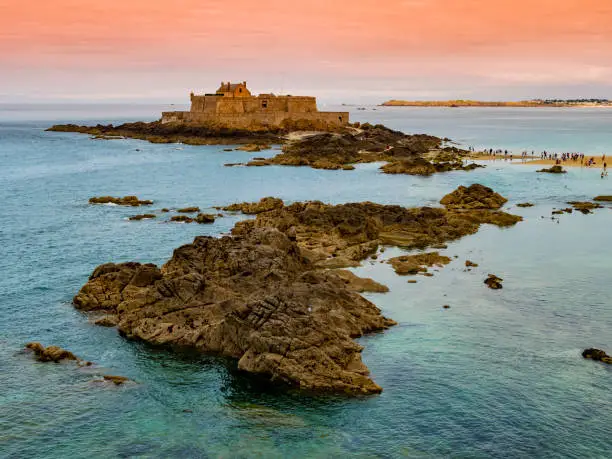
xmin=381 ymin=100 xmax=612 ymax=108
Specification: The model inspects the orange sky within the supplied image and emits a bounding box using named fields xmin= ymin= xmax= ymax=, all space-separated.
xmin=1 ymin=0 xmax=612 ymax=102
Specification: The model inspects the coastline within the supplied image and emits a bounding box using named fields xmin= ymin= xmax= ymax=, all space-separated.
xmin=381 ymin=100 xmax=612 ymax=108
xmin=473 ymin=154 xmax=609 ymax=168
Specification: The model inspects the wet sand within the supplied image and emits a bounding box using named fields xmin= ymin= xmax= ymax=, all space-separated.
xmin=473 ymin=154 xmax=609 ymax=168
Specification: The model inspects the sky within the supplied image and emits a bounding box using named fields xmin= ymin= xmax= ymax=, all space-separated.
xmin=1 ymin=0 xmax=612 ymax=103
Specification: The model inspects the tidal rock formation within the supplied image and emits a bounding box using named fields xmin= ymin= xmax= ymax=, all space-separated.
xmin=170 ymin=215 xmax=194 ymax=223
xmin=582 ymin=348 xmax=612 ymax=364
xmin=195 ymin=213 xmax=216 ymax=224
xmin=103 ymin=375 xmax=132 ymax=385
xmin=229 ymin=187 xmax=521 ymax=270
xmin=47 ymin=121 xmax=284 ymax=146
xmin=129 ymin=214 xmax=156 ymax=221
xmin=440 ymin=184 xmax=507 ymax=210
xmin=244 ymin=124 xmax=474 ymax=175
xmin=74 ymin=228 xmax=396 ymax=395
xmin=237 ymin=144 xmax=271 ymax=152
xmin=177 ymin=207 xmax=200 ymax=213
xmin=333 ymin=269 xmax=389 ymax=293
xmin=537 ymin=165 xmax=566 ymax=173
xmin=25 ymin=342 xmax=78 ymax=363
xmin=465 ymin=260 xmax=479 ymax=267
xmin=223 ymin=197 xmax=284 ymax=214
xmin=516 ymin=203 xmax=534 ymax=208
xmin=388 ymin=252 xmax=451 ymax=275
xmin=89 ymin=196 xmax=153 ymax=206
xmin=484 ymin=274 xmax=503 ymax=289
xmin=593 ymin=196 xmax=612 ymax=202
xmin=567 ymin=201 xmax=602 ymax=214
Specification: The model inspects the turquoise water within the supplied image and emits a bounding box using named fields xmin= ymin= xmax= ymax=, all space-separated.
xmin=1 ymin=105 xmax=611 ymax=458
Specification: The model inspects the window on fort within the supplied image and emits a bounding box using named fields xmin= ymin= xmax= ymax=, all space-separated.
xmin=262 ymin=100 xmax=268 ymax=109
xmin=239 ymin=88 xmax=242 ymax=93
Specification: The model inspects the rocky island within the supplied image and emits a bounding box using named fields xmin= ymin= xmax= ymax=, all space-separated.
xmin=73 ymin=184 xmax=521 ymax=395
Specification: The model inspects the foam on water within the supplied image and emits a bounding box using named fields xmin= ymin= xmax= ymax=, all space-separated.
xmin=0 ymin=104 xmax=611 ymax=458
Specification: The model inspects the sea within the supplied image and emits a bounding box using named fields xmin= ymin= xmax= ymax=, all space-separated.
xmin=1 ymin=104 xmax=611 ymax=458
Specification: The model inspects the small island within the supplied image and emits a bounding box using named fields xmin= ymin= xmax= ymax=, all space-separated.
xmin=381 ymin=99 xmax=612 ymax=108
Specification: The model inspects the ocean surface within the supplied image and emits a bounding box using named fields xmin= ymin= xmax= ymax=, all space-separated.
xmin=1 ymin=104 xmax=611 ymax=458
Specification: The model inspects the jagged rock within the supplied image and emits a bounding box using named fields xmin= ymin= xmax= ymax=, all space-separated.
xmin=440 ymin=184 xmax=508 ymax=209
xmin=333 ymin=270 xmax=389 ymax=293
xmin=465 ymin=260 xmax=478 ymax=267
xmin=103 ymin=375 xmax=131 ymax=385
xmin=25 ymin=342 xmax=79 ymax=363
xmin=74 ymin=228 xmax=396 ymax=395
xmin=223 ymin=197 xmax=284 ymax=214
xmin=170 ymin=215 xmax=194 ymax=223
xmin=237 ymin=144 xmax=271 ymax=152
xmin=94 ymin=315 xmax=119 ymax=327
xmin=517 ymin=203 xmax=534 ymax=207
xmin=229 ymin=188 xmax=521 ymax=269
xmin=195 ymin=213 xmax=216 ymax=224
xmin=567 ymin=201 xmax=602 ymax=214
xmin=582 ymin=348 xmax=612 ymax=364
xmin=129 ymin=214 xmax=156 ymax=221
xmin=177 ymin=207 xmax=200 ymax=213
xmin=593 ymin=196 xmax=612 ymax=202
xmin=537 ymin=165 xmax=566 ymax=173
xmin=484 ymin=274 xmax=503 ymax=289
xmin=388 ymin=252 xmax=451 ymax=275
xmin=89 ymin=196 xmax=153 ymax=206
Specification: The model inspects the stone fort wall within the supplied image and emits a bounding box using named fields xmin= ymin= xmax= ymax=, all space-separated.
xmin=162 ymin=93 xmax=348 ymax=129
xmin=161 ymin=110 xmax=349 ymax=129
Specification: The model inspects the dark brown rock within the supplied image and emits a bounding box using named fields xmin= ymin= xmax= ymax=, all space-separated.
xmin=177 ymin=207 xmax=200 ymax=213
xmin=537 ymin=165 xmax=566 ymax=173
xmin=25 ymin=342 xmax=79 ymax=363
xmin=89 ymin=196 xmax=153 ymax=206
xmin=582 ymin=348 xmax=612 ymax=364
xmin=129 ymin=214 xmax=156 ymax=221
xmin=388 ymin=252 xmax=451 ymax=275
xmin=223 ymin=197 xmax=284 ymax=214
xmin=593 ymin=196 xmax=612 ymax=202
xmin=484 ymin=274 xmax=503 ymax=289
xmin=74 ymin=228 xmax=396 ymax=395
xmin=440 ymin=184 xmax=508 ymax=210
xmin=465 ymin=260 xmax=479 ymax=267
xmin=170 ymin=215 xmax=194 ymax=223
xmin=103 ymin=375 xmax=131 ymax=385
xmin=195 ymin=213 xmax=216 ymax=224
xmin=516 ymin=203 xmax=534 ymax=208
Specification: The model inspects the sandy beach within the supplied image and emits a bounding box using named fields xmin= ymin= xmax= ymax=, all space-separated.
xmin=473 ymin=154 xmax=610 ymax=168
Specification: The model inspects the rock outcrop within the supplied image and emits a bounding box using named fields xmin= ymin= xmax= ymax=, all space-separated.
xmin=593 ymin=196 xmax=612 ymax=202
xmin=89 ymin=196 xmax=153 ymax=206
xmin=25 ymin=342 xmax=79 ymax=363
xmin=243 ymin=124 xmax=475 ymax=175
xmin=223 ymin=197 xmax=284 ymax=214
xmin=537 ymin=165 xmax=566 ymax=173
xmin=516 ymin=203 xmax=534 ymax=208
xmin=582 ymin=348 xmax=612 ymax=364
xmin=439 ymin=184 xmax=507 ymax=210
xmin=177 ymin=207 xmax=200 ymax=213
xmin=388 ymin=252 xmax=451 ymax=275
xmin=195 ymin=213 xmax=216 ymax=224
xmin=74 ymin=228 xmax=396 ymax=395
xmin=567 ymin=201 xmax=602 ymax=214
xmin=227 ymin=186 xmax=521 ymax=270
xmin=484 ymin=274 xmax=503 ymax=289
xmin=129 ymin=214 xmax=156 ymax=221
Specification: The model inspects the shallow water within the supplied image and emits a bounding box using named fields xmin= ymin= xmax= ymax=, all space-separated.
xmin=1 ymin=105 xmax=611 ymax=458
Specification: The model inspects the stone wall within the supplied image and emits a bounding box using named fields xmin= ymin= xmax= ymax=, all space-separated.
xmin=161 ymin=110 xmax=349 ymax=129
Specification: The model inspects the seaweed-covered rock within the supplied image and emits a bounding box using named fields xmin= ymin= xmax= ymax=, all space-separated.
xmin=195 ymin=213 xmax=216 ymax=224
xmin=89 ymin=196 xmax=153 ymax=206
xmin=440 ymin=184 xmax=508 ymax=210
xmin=582 ymin=348 xmax=612 ymax=364
xmin=537 ymin=165 xmax=566 ymax=173
xmin=484 ymin=274 xmax=503 ymax=289
xmin=25 ymin=342 xmax=79 ymax=363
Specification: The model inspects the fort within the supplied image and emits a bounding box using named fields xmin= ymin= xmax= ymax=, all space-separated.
xmin=161 ymin=81 xmax=349 ymax=129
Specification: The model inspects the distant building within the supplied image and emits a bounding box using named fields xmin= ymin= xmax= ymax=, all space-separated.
xmin=162 ymin=81 xmax=349 ymax=129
